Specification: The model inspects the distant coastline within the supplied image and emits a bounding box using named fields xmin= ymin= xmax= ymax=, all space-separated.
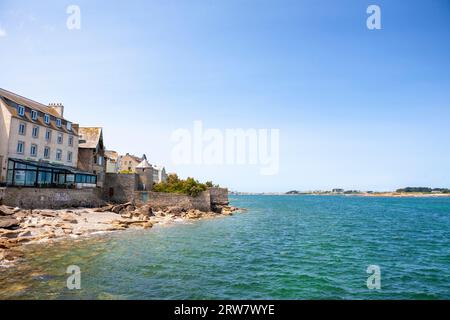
xmin=230 ymin=187 xmax=450 ymax=198
xmin=351 ymin=192 xmax=450 ymax=198
xmin=230 ymin=192 xmax=450 ymax=198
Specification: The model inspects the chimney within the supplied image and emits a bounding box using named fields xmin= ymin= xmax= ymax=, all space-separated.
xmin=49 ymin=103 xmax=64 ymax=117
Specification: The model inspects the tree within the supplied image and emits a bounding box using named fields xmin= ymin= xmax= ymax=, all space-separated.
xmin=153 ymin=175 xmax=217 ymax=197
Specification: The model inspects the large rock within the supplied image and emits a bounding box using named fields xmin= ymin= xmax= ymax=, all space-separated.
xmin=0 ymin=205 xmax=15 ymax=216
xmin=111 ymin=202 xmax=132 ymax=214
xmin=0 ymin=229 xmax=22 ymax=239
xmin=112 ymin=219 xmax=153 ymax=229
xmin=142 ymin=222 xmax=153 ymax=229
xmin=60 ymin=214 xmax=78 ymax=224
xmin=133 ymin=205 xmax=154 ymax=217
xmin=186 ymin=209 xmax=203 ymax=219
xmin=40 ymin=212 xmax=58 ymax=218
xmin=166 ymin=206 xmax=184 ymax=216
xmin=94 ymin=204 xmax=114 ymax=212
xmin=120 ymin=212 xmax=132 ymax=219
xmin=221 ymin=206 xmax=240 ymax=216
xmin=0 ymin=217 xmax=20 ymax=229
xmin=13 ymin=211 xmax=29 ymax=219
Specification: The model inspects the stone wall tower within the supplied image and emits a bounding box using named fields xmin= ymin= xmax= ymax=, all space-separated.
xmin=136 ymin=159 xmax=154 ymax=191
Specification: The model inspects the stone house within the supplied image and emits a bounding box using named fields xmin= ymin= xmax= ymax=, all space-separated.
xmin=105 ymin=150 xmax=119 ymax=173
xmin=0 ymin=88 xmax=96 ymax=188
xmin=118 ymin=153 xmax=143 ymax=173
xmin=77 ymin=127 xmax=106 ymax=187
xmin=117 ymin=153 xmax=167 ymax=183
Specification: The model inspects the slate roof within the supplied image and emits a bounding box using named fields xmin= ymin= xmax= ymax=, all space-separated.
xmin=105 ymin=150 xmax=119 ymax=160
xmin=0 ymin=88 xmax=78 ymax=135
xmin=78 ymin=127 xmax=103 ymax=149
xmin=136 ymin=159 xmax=152 ymax=169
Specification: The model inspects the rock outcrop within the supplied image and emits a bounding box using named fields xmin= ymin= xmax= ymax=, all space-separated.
xmin=0 ymin=205 xmax=17 ymax=216
xmin=0 ymin=217 xmax=20 ymax=229
xmin=0 ymin=202 xmax=244 ymax=268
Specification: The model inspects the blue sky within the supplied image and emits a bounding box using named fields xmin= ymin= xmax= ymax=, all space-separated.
xmin=1 ymin=0 xmax=449 ymax=192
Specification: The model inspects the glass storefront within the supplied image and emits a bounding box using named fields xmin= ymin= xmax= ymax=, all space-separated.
xmin=6 ymin=158 xmax=97 ymax=188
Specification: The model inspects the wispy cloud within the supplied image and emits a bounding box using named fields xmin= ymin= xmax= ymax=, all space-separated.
xmin=0 ymin=27 xmax=6 ymax=37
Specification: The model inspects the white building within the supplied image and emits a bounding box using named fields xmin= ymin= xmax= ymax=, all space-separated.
xmin=0 ymin=88 xmax=96 ymax=187
xmin=152 ymin=165 xmax=167 ymax=183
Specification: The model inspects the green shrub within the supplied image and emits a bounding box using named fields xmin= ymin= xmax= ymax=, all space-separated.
xmin=153 ymin=174 xmax=218 ymax=197
xmin=119 ymin=169 xmax=134 ymax=174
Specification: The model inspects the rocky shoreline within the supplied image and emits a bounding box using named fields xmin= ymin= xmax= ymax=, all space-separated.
xmin=0 ymin=203 xmax=243 ymax=268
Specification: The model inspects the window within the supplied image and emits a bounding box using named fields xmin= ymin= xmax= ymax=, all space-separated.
xmin=17 ymin=141 xmax=25 ymax=154
xmin=56 ymin=119 xmax=62 ymax=127
xmin=44 ymin=147 xmax=50 ymax=159
xmin=18 ymin=105 xmax=25 ymax=116
xmin=56 ymin=149 xmax=62 ymax=161
xmin=68 ymin=136 xmax=73 ymax=146
xmin=98 ymin=156 xmax=103 ymax=165
xmin=67 ymin=122 xmax=72 ymax=131
xmin=31 ymin=110 xmax=38 ymax=121
xmin=44 ymin=114 xmax=50 ymax=124
xmin=45 ymin=129 xmax=52 ymax=141
xmin=14 ymin=170 xmax=25 ymax=186
xmin=32 ymin=126 xmax=39 ymax=138
xmin=18 ymin=122 xmax=26 ymax=135
xmin=38 ymin=171 xmax=52 ymax=185
xmin=57 ymin=133 xmax=63 ymax=144
xmin=30 ymin=144 xmax=37 ymax=157
xmin=68 ymin=151 xmax=73 ymax=162
xmin=76 ymin=174 xmax=96 ymax=184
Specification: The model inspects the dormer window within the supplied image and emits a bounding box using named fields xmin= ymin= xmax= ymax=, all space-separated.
xmin=18 ymin=105 xmax=25 ymax=116
xmin=31 ymin=110 xmax=38 ymax=121
xmin=44 ymin=114 xmax=50 ymax=124
xmin=67 ymin=122 xmax=72 ymax=131
xmin=56 ymin=118 xmax=62 ymax=127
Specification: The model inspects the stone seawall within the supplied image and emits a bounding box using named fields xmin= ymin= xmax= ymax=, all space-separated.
xmin=134 ymin=188 xmax=229 ymax=213
xmin=134 ymin=191 xmax=212 ymax=212
xmin=0 ymin=180 xmax=229 ymax=212
xmin=103 ymin=172 xmax=230 ymax=212
xmin=1 ymin=187 xmax=105 ymax=209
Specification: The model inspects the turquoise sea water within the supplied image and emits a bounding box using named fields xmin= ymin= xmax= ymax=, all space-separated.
xmin=1 ymin=195 xmax=449 ymax=300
